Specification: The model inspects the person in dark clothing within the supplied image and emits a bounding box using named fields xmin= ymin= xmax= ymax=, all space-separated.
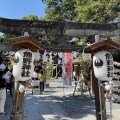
xmin=38 ymin=70 xmax=45 ymax=94
xmin=0 ymin=58 xmax=8 ymax=116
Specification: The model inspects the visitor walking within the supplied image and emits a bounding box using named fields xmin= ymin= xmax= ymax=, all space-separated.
xmin=104 ymin=81 xmax=114 ymax=102
xmin=0 ymin=58 xmax=8 ymax=116
xmin=4 ymin=68 xmax=13 ymax=97
xmin=31 ymin=67 xmax=40 ymax=94
xmin=39 ymin=70 xmax=45 ymax=94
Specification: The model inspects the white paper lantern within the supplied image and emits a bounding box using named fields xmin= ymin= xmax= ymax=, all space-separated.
xmin=58 ymin=59 xmax=61 ymax=64
xmin=49 ymin=51 xmax=52 ymax=56
xmin=13 ymin=49 xmax=35 ymax=81
xmin=2 ymin=51 xmax=8 ymax=56
xmin=9 ymin=51 xmax=15 ymax=56
xmin=34 ymin=52 xmax=40 ymax=60
xmin=93 ymin=50 xmax=114 ymax=81
xmin=43 ymin=50 xmax=46 ymax=56
xmin=58 ymin=52 xmax=62 ymax=58
xmin=73 ymin=51 xmax=77 ymax=58
xmin=82 ymin=49 xmax=86 ymax=61
xmin=54 ymin=52 xmax=57 ymax=56
xmin=49 ymin=57 xmax=53 ymax=64
xmin=42 ymin=54 xmax=47 ymax=62
xmin=63 ymin=56 xmax=67 ymax=64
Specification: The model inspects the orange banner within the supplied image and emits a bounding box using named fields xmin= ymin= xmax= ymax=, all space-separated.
xmin=62 ymin=53 xmax=72 ymax=86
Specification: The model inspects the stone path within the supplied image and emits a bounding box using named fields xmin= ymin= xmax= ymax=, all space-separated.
xmin=1 ymin=78 xmax=120 ymax=120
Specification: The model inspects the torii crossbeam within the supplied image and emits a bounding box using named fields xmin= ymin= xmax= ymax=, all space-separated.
xmin=0 ymin=17 xmax=120 ymax=36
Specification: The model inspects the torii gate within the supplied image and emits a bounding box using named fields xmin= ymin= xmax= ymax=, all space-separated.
xmin=0 ymin=17 xmax=120 ymax=52
xmin=0 ymin=17 xmax=120 ymax=120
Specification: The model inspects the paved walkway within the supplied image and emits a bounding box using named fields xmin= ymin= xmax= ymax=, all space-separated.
xmin=1 ymin=77 xmax=120 ymax=120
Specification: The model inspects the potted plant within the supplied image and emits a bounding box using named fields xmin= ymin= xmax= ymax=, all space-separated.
xmin=44 ymin=62 xmax=52 ymax=88
xmin=78 ymin=53 xmax=92 ymax=98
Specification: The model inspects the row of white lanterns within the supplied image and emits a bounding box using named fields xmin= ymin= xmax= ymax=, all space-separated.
xmin=11 ymin=49 xmax=79 ymax=82
xmin=2 ymin=49 xmax=114 ymax=82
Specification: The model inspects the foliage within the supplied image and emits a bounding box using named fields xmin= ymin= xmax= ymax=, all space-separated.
xmin=8 ymin=57 xmax=13 ymax=68
xmin=44 ymin=62 xmax=52 ymax=81
xmin=76 ymin=37 xmax=87 ymax=45
xmin=34 ymin=35 xmax=58 ymax=44
xmin=112 ymin=35 xmax=120 ymax=43
xmin=74 ymin=0 xmax=120 ymax=23
xmin=0 ymin=34 xmax=16 ymax=42
xmin=22 ymin=15 xmax=39 ymax=20
xmin=41 ymin=0 xmax=120 ymax=23
xmin=41 ymin=0 xmax=77 ymax=21
xmin=78 ymin=53 xmax=92 ymax=80
xmin=41 ymin=0 xmax=120 ymax=44
xmin=1 ymin=0 xmax=120 ymax=44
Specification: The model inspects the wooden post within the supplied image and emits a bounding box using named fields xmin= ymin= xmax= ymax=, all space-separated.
xmin=10 ymin=81 xmax=26 ymax=120
xmin=93 ymin=73 xmax=101 ymax=120
xmin=98 ymin=80 xmax=107 ymax=120
xmin=52 ymin=64 xmax=53 ymax=78
xmin=56 ymin=64 xmax=57 ymax=79
xmin=90 ymin=70 xmax=93 ymax=94
xmin=110 ymin=89 xmax=112 ymax=120
xmin=80 ymin=79 xmax=84 ymax=99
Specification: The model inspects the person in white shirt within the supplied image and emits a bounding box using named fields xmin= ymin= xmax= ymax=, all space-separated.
xmin=31 ymin=67 xmax=40 ymax=94
xmin=4 ymin=68 xmax=13 ymax=97
xmin=104 ymin=81 xmax=114 ymax=102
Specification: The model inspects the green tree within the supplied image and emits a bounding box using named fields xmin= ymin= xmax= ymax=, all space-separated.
xmin=0 ymin=34 xmax=16 ymax=42
xmin=40 ymin=0 xmax=120 ymax=45
xmin=22 ymin=15 xmax=39 ymax=20
xmin=74 ymin=0 xmax=120 ymax=23
xmin=79 ymin=53 xmax=92 ymax=80
xmin=1 ymin=0 xmax=120 ymax=44
xmin=41 ymin=0 xmax=77 ymax=21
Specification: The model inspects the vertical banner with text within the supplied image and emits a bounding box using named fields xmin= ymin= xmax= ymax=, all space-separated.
xmin=62 ymin=53 xmax=72 ymax=86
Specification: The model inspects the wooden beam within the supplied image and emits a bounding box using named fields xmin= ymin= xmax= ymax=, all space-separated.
xmin=0 ymin=42 xmax=86 ymax=52
xmin=45 ymin=44 xmax=86 ymax=52
xmin=0 ymin=17 xmax=120 ymax=36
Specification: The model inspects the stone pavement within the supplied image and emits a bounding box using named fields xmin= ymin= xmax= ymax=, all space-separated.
xmin=1 ymin=77 xmax=120 ymax=120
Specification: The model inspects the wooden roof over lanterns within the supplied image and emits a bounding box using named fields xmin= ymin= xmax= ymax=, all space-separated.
xmin=84 ymin=37 xmax=120 ymax=53
xmin=9 ymin=34 xmax=45 ymax=51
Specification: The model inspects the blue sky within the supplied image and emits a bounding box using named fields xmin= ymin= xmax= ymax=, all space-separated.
xmin=0 ymin=0 xmax=46 ymax=35
xmin=0 ymin=0 xmax=46 ymax=19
